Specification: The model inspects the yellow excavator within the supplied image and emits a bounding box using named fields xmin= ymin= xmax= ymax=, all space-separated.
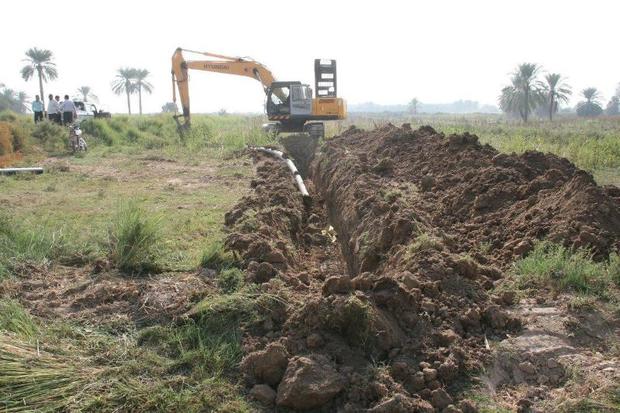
xmin=171 ymin=48 xmax=347 ymax=138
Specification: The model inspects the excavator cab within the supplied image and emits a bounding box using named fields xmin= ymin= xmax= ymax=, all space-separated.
xmin=265 ymin=81 xmax=320 ymax=136
xmin=266 ymin=82 xmax=313 ymax=117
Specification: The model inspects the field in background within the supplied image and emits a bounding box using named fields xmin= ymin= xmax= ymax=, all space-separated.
xmin=1 ymin=111 xmax=619 ymax=411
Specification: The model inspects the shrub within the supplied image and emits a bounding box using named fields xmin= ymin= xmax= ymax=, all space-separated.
xmin=109 ymin=202 xmax=161 ymax=275
xmin=0 ymin=121 xmax=12 ymax=155
xmin=10 ymin=123 xmax=28 ymax=151
xmin=576 ymin=102 xmax=603 ymax=117
xmin=31 ymin=120 xmax=66 ymax=153
xmin=217 ymin=268 xmax=244 ymax=294
xmin=382 ymin=189 xmax=402 ymax=203
xmin=81 ymin=118 xmax=119 ymax=146
xmin=0 ymin=110 xmax=18 ymax=122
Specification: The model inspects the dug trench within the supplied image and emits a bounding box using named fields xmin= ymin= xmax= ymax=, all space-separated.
xmin=222 ymin=124 xmax=620 ymax=412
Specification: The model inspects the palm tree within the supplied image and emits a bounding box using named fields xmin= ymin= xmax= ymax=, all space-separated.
xmin=0 ymin=89 xmax=29 ymax=113
xmin=20 ymin=48 xmax=57 ymax=110
xmin=408 ymin=98 xmax=419 ymax=115
xmin=111 ymin=68 xmax=137 ymax=114
xmin=134 ymin=69 xmax=153 ymax=115
xmin=606 ymin=96 xmax=619 ymax=116
xmin=544 ymin=74 xmax=571 ymax=121
xmin=576 ymin=87 xmax=603 ymax=117
xmin=77 ymin=86 xmax=97 ymax=102
xmin=582 ymin=87 xmax=601 ymax=104
xmin=0 ymin=89 xmax=16 ymax=112
xmin=498 ymin=63 xmax=545 ymax=122
xmin=14 ymin=92 xmax=29 ymax=113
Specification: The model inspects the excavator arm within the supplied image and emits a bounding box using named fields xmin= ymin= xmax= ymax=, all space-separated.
xmin=171 ymin=48 xmax=277 ymax=129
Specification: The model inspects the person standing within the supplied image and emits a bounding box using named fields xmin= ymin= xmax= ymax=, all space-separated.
xmin=32 ymin=95 xmax=44 ymax=123
xmin=55 ymin=96 xmax=62 ymax=122
xmin=61 ymin=95 xmax=77 ymax=125
xmin=47 ymin=94 xmax=60 ymax=124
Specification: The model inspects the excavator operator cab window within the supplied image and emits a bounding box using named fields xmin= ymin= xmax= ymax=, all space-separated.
xmin=270 ymin=86 xmax=289 ymax=105
xmin=291 ymin=85 xmax=313 ymax=101
xmin=268 ymin=86 xmax=290 ymax=114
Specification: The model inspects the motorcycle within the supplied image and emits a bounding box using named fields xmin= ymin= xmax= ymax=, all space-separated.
xmin=69 ymin=123 xmax=87 ymax=153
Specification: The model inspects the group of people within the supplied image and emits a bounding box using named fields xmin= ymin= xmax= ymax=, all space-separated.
xmin=31 ymin=94 xmax=77 ymax=125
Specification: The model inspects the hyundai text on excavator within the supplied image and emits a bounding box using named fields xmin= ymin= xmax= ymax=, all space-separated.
xmin=171 ymin=48 xmax=347 ymax=138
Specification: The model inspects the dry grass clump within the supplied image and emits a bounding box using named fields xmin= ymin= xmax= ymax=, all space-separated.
xmin=0 ymin=335 xmax=106 ymax=412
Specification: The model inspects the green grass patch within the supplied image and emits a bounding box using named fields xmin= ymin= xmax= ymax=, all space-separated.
xmin=138 ymin=319 xmax=243 ymax=382
xmin=217 ymin=268 xmax=244 ymax=294
xmin=78 ymin=114 xmax=273 ymax=156
xmin=0 ymin=213 xmax=93 ymax=279
xmin=199 ymin=240 xmax=237 ymax=271
xmin=190 ymin=289 xmax=263 ymax=324
xmin=0 ymin=299 xmax=38 ymax=340
xmin=510 ymin=241 xmax=620 ymax=297
xmin=407 ymin=232 xmax=443 ymax=255
xmin=0 ymin=296 xmax=256 ymax=412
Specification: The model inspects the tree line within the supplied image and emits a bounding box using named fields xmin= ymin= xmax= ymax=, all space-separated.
xmin=1 ymin=47 xmax=154 ymax=115
xmin=499 ymin=63 xmax=619 ymax=121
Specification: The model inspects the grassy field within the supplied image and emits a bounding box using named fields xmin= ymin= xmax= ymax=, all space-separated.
xmin=1 ymin=111 xmax=619 ymax=411
xmin=0 ymin=113 xmax=275 ymax=411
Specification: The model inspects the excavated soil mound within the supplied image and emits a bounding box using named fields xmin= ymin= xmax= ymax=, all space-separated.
xmin=223 ymin=126 xmax=620 ymax=413
xmin=315 ymin=124 xmax=620 ymax=271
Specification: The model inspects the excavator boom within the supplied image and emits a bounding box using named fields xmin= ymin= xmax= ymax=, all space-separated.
xmin=172 ymin=48 xmax=276 ymax=128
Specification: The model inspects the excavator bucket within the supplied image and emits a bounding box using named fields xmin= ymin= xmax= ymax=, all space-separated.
xmin=173 ymin=115 xmax=190 ymax=135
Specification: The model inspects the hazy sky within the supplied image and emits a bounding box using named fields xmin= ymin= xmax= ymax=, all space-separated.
xmin=2 ymin=0 xmax=618 ymax=114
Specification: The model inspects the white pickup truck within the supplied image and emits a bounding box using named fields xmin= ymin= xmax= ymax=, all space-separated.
xmin=74 ymin=101 xmax=111 ymax=120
